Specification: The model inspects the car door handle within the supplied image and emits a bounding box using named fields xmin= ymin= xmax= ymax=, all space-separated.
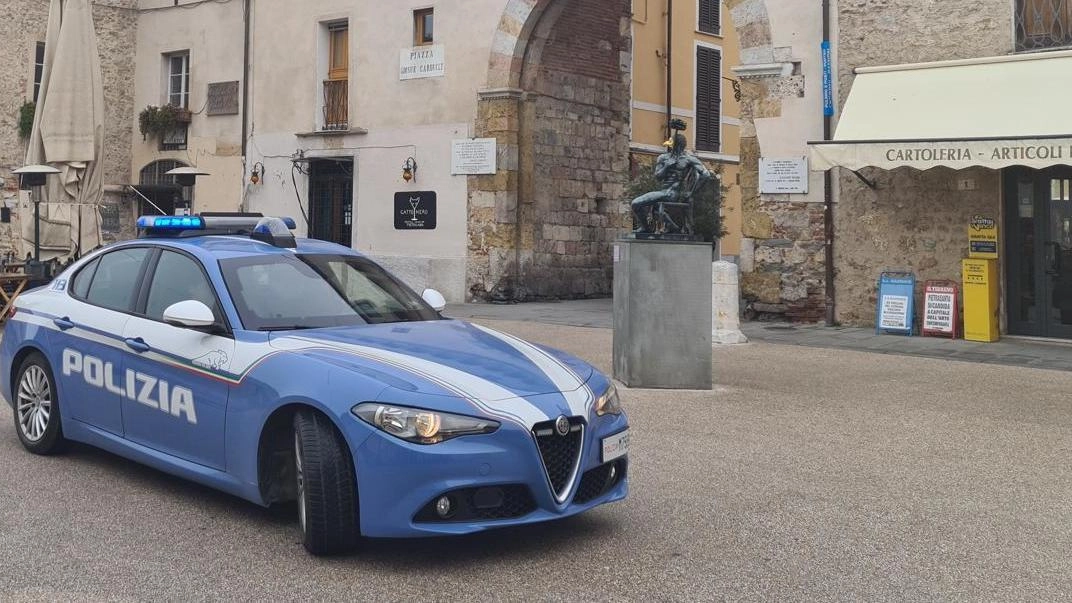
xmin=53 ymin=317 xmax=75 ymax=331
xmin=124 ymin=338 xmax=151 ymax=353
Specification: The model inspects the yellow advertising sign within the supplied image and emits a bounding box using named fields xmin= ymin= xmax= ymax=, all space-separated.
xmin=969 ymin=215 xmax=998 ymax=259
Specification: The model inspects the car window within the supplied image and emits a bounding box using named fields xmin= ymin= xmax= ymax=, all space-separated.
xmin=85 ymin=248 xmax=151 ymax=312
xmin=145 ymin=250 xmax=220 ymax=322
xmin=70 ymin=257 xmax=100 ymax=300
xmin=220 ymin=254 xmax=440 ymax=331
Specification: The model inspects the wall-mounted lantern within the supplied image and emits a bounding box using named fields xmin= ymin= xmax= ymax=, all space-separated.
xmin=250 ymin=162 xmax=264 ymax=185
xmin=402 ymin=157 xmax=418 ymax=183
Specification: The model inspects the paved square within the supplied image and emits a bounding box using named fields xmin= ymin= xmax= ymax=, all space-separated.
xmin=1 ymin=317 xmax=1070 ymax=600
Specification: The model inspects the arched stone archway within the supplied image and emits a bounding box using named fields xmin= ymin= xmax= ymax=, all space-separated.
xmin=469 ymin=0 xmax=791 ymax=305
xmin=468 ymin=0 xmax=632 ymax=301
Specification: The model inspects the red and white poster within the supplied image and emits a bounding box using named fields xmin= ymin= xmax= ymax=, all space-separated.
xmin=923 ymin=282 xmax=959 ymax=338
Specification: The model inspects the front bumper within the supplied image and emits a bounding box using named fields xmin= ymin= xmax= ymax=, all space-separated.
xmin=349 ymin=410 xmax=629 ymax=538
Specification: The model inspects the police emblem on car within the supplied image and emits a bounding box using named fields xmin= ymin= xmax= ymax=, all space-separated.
xmin=0 ymin=213 xmax=630 ymax=556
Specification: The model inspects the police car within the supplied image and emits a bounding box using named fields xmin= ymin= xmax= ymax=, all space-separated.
xmin=1 ymin=214 xmax=629 ymax=555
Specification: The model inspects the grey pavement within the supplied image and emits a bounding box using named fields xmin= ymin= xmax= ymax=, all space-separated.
xmin=1 ymin=319 xmax=1071 ymax=600
xmin=446 ymin=299 xmax=1072 ymax=371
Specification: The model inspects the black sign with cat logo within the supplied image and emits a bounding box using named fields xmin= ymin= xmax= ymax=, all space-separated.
xmin=394 ymin=191 xmax=437 ymax=230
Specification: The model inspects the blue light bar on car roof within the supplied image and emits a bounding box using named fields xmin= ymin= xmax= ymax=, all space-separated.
xmin=137 ymin=216 xmax=206 ymax=230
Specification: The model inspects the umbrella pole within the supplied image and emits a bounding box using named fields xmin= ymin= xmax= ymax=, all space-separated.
xmin=33 ymin=189 xmax=40 ymax=262
xmin=77 ymin=204 xmax=82 ymax=259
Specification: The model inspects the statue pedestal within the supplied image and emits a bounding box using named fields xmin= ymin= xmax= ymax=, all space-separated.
xmin=612 ymin=238 xmax=713 ymax=390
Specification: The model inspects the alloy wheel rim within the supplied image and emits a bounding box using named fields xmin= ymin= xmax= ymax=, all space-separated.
xmin=294 ymin=432 xmax=306 ymax=534
xmin=16 ymin=365 xmax=51 ymax=443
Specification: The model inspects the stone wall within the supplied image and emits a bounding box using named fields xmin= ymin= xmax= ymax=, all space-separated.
xmin=833 ymin=0 xmax=1011 ymax=324
xmin=834 ymin=167 xmax=1000 ymax=325
xmin=467 ymin=0 xmax=632 ymax=300
xmin=0 ymin=0 xmax=137 ymax=257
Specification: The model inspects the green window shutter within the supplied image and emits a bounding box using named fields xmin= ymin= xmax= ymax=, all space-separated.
xmin=695 ymin=46 xmax=722 ymax=153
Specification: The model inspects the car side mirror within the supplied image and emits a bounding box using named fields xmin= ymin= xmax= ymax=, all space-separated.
xmin=163 ymin=300 xmax=217 ymax=329
xmin=421 ymin=288 xmax=447 ymax=312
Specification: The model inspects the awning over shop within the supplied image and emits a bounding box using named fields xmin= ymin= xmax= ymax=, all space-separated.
xmin=809 ymin=50 xmax=1072 ymax=171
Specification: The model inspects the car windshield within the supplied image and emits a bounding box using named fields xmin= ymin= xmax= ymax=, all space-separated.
xmin=219 ymin=254 xmax=441 ymax=331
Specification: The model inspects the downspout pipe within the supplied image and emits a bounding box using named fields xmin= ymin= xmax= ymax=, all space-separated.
xmin=822 ymin=0 xmax=836 ymax=326
xmin=241 ymin=0 xmax=251 ymax=158
xmin=666 ymin=0 xmax=673 ymax=136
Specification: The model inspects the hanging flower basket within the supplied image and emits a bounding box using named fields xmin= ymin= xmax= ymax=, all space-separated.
xmin=138 ymin=104 xmax=190 ymax=141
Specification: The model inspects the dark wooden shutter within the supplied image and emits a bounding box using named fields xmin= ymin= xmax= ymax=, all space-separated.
xmin=699 ymin=0 xmax=720 ymax=35
xmin=695 ymin=46 xmax=721 ymax=153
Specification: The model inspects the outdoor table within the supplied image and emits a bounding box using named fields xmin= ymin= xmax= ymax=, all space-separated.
xmin=0 ymin=273 xmax=31 ymax=321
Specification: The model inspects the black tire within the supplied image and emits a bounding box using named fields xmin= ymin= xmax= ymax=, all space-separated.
xmin=12 ymin=352 xmax=67 ymax=455
xmin=293 ymin=409 xmax=359 ymax=555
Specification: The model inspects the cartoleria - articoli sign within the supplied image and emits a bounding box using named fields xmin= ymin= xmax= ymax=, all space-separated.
xmin=809 ymin=136 xmax=1072 ymax=171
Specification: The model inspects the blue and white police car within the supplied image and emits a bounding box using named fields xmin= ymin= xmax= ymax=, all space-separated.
xmin=1 ymin=214 xmax=629 ymax=555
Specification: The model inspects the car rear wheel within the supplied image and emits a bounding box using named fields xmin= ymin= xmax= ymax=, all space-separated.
xmin=13 ymin=352 xmax=67 ymax=455
xmin=293 ymin=409 xmax=359 ymax=555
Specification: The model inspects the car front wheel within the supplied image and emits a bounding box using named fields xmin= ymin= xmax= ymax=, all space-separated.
xmin=13 ymin=352 xmax=67 ymax=455
xmin=293 ymin=409 xmax=359 ymax=555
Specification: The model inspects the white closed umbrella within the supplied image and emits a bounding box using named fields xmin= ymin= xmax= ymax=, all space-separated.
xmin=22 ymin=0 xmax=105 ymax=261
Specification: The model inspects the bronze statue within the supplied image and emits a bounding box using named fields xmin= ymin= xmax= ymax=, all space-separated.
xmin=631 ymin=122 xmax=712 ymax=237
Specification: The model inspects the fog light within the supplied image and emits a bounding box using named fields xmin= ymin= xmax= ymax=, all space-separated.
xmin=435 ymin=496 xmax=452 ymax=518
xmin=609 ymin=464 xmax=617 ymax=481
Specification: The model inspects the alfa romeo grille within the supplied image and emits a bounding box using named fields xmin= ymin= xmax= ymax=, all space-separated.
xmin=532 ymin=418 xmax=583 ymax=502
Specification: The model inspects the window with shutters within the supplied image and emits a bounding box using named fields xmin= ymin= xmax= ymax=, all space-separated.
xmin=695 ymin=45 xmax=722 ymax=153
xmin=698 ymin=0 xmax=721 ymax=36
xmin=323 ymin=21 xmax=349 ymax=131
xmin=1016 ymin=0 xmax=1072 ymax=51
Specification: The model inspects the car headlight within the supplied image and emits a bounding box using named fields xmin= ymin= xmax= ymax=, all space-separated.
xmin=595 ymin=383 xmax=623 ymax=416
xmin=351 ymin=403 xmax=499 ymax=445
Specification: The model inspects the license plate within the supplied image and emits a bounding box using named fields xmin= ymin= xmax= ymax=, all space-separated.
xmin=602 ymin=429 xmax=629 ymax=462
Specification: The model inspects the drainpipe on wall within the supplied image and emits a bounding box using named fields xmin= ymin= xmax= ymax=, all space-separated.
xmin=665 ymin=0 xmax=673 ymax=137
xmin=822 ymin=0 xmax=836 ymax=326
xmin=241 ymin=0 xmax=251 ymax=159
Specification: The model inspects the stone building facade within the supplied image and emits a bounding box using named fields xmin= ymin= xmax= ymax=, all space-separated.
xmin=0 ymin=0 xmax=138 ymax=256
xmin=831 ymin=0 xmax=1012 ymax=325
xmin=726 ymin=0 xmax=829 ymax=321
xmin=734 ymin=0 xmax=1072 ymax=343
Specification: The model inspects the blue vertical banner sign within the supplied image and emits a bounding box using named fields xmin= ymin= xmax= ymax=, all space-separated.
xmin=821 ymin=40 xmax=834 ymax=117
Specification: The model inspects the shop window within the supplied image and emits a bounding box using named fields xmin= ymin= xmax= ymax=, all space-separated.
xmin=414 ymin=9 xmax=434 ymax=46
xmin=695 ymin=45 xmax=722 ymax=153
xmin=1053 ymin=178 xmax=1072 ymax=202
xmin=698 ymin=0 xmax=720 ymax=36
xmin=1016 ymin=0 xmax=1072 ymax=51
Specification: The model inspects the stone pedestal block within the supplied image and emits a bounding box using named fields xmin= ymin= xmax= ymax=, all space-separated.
xmin=612 ymin=239 xmax=713 ymax=390
xmin=712 ymin=261 xmax=748 ymax=345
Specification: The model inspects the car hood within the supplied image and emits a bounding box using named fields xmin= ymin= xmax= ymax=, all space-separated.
xmin=268 ymin=320 xmax=595 ymax=401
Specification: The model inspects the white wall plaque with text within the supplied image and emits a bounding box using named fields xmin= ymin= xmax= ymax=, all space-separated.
xmin=760 ymin=157 xmax=809 ymax=194
xmin=451 ymin=139 xmax=497 ymax=175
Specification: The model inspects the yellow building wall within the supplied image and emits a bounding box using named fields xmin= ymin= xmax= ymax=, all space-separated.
xmin=630 ymin=0 xmax=742 ymax=257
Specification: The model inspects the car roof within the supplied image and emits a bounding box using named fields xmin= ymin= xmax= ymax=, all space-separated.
xmin=113 ymin=234 xmax=365 ymax=261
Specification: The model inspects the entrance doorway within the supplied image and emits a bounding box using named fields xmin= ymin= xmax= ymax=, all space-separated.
xmin=1005 ymin=166 xmax=1072 ymax=338
xmin=136 ymin=160 xmax=192 ymax=216
xmin=307 ymin=159 xmax=353 ymax=248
